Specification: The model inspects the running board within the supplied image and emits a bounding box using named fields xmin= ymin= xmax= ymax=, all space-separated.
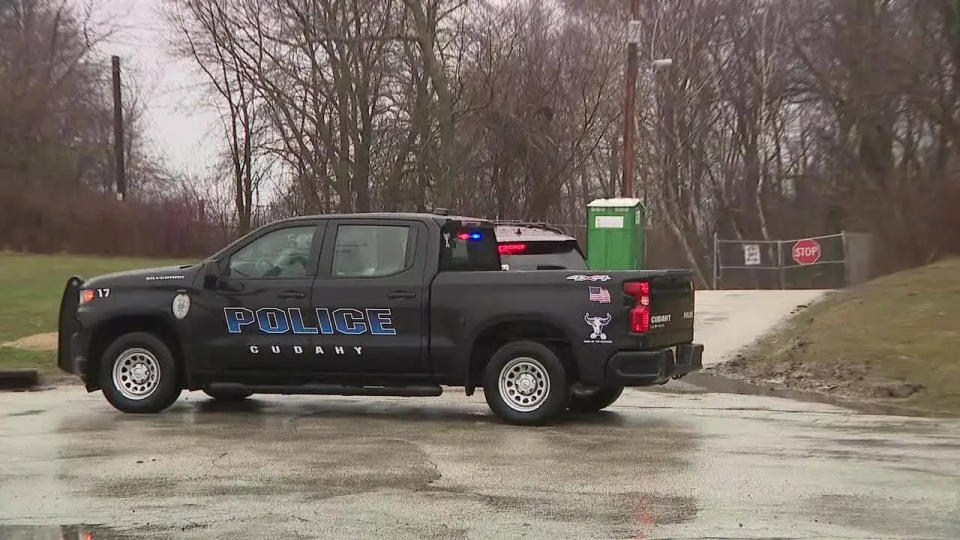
xmin=207 ymin=382 xmax=443 ymax=397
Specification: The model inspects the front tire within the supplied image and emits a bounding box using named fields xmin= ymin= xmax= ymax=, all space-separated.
xmin=569 ymin=386 xmax=624 ymax=413
xmin=483 ymin=341 xmax=569 ymax=425
xmin=99 ymin=332 xmax=181 ymax=414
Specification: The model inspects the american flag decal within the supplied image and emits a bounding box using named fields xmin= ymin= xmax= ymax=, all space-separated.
xmin=588 ymin=287 xmax=611 ymax=303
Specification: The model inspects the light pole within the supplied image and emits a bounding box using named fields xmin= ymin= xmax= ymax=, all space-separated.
xmin=621 ymin=0 xmax=641 ymax=199
xmin=621 ymin=3 xmax=672 ymax=199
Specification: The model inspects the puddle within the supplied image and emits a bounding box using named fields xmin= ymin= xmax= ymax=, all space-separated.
xmin=7 ymin=409 xmax=45 ymax=417
xmin=0 ymin=525 xmax=126 ymax=540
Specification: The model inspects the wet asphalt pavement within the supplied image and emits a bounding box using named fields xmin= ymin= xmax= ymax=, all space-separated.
xmin=1 ymin=386 xmax=958 ymax=539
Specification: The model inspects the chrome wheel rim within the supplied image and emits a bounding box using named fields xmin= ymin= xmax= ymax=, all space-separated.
xmin=112 ymin=348 xmax=161 ymax=400
xmin=498 ymin=356 xmax=550 ymax=412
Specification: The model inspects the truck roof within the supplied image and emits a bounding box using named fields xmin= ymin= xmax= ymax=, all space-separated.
xmin=272 ymin=212 xmax=492 ymax=226
xmin=207 ymin=212 xmax=493 ymax=261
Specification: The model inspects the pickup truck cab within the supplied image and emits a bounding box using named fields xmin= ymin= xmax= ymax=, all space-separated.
xmin=58 ymin=213 xmax=702 ymax=425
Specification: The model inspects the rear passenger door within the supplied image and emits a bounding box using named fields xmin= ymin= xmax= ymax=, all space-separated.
xmin=311 ymin=219 xmax=429 ymax=377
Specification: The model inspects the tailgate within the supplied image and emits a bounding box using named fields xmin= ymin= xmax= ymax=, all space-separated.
xmin=648 ymin=273 xmax=695 ymax=332
xmin=57 ymin=276 xmax=84 ymax=373
xmin=640 ymin=272 xmax=695 ymax=347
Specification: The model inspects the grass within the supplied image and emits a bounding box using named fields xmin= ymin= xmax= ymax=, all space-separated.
xmin=727 ymin=257 xmax=960 ymax=415
xmin=0 ymin=252 xmax=190 ymax=373
xmin=0 ymin=347 xmax=56 ymax=372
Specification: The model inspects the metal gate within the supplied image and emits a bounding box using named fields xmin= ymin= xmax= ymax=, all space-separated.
xmin=712 ymin=231 xmax=873 ymax=289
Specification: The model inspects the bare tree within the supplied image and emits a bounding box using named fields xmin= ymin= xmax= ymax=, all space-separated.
xmin=159 ymin=0 xmax=960 ymax=276
xmin=170 ymin=0 xmax=263 ymax=233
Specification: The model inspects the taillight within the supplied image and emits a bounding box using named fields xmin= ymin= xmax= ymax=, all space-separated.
xmin=498 ymin=243 xmax=527 ymax=255
xmin=630 ymin=308 xmax=650 ymax=334
xmin=80 ymin=289 xmax=96 ymax=304
xmin=624 ymin=280 xmax=651 ymax=333
xmin=624 ymin=281 xmax=650 ymax=304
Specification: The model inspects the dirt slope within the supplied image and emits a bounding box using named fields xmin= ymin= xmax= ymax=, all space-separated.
xmin=714 ymin=258 xmax=960 ymax=416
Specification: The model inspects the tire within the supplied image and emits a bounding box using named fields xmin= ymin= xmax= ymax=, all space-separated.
xmin=203 ymin=388 xmax=254 ymax=401
xmin=99 ymin=332 xmax=181 ymax=414
xmin=483 ymin=341 xmax=570 ymax=425
xmin=569 ymin=386 xmax=624 ymax=413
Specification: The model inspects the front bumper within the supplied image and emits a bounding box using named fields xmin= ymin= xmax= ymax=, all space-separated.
xmin=57 ymin=276 xmax=90 ymax=380
xmin=60 ymin=331 xmax=90 ymax=376
xmin=605 ymin=343 xmax=703 ymax=386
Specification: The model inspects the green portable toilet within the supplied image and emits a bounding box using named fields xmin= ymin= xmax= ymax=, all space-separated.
xmin=586 ymin=198 xmax=645 ymax=270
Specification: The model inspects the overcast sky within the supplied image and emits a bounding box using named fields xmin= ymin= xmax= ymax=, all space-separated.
xmin=94 ymin=0 xmax=219 ymax=177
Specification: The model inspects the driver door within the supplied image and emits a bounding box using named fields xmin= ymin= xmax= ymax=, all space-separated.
xmin=194 ymin=221 xmax=324 ymax=374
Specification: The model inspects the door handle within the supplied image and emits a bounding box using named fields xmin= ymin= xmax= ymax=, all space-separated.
xmin=278 ymin=290 xmax=306 ymax=299
xmin=387 ymin=290 xmax=417 ymax=300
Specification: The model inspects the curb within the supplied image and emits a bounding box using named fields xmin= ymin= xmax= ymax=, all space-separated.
xmin=0 ymin=369 xmax=40 ymax=390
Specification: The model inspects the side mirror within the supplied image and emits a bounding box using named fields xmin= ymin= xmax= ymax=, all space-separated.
xmin=203 ymin=259 xmax=228 ymax=289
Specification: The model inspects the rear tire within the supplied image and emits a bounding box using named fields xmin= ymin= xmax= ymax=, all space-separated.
xmin=203 ymin=388 xmax=253 ymax=401
xmin=569 ymin=386 xmax=624 ymax=413
xmin=99 ymin=332 xmax=181 ymax=414
xmin=483 ymin=341 xmax=569 ymax=425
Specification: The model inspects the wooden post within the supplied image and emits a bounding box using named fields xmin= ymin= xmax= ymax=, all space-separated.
xmin=112 ymin=56 xmax=126 ymax=201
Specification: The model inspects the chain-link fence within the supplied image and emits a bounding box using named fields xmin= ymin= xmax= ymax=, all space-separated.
xmin=712 ymin=232 xmax=873 ymax=289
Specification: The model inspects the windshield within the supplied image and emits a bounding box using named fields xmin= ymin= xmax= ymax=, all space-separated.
xmin=499 ymin=240 xmax=587 ymax=270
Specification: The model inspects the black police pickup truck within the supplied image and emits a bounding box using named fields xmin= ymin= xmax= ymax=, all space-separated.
xmin=58 ymin=213 xmax=702 ymax=425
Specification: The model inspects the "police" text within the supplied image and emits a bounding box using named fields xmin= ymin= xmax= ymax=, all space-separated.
xmin=224 ymin=307 xmax=396 ymax=336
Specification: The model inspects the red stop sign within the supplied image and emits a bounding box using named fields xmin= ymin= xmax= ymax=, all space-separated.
xmin=792 ymin=239 xmax=821 ymax=265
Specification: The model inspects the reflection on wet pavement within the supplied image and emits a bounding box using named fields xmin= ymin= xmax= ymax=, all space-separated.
xmin=0 ymin=525 xmax=123 ymax=540
xmin=1 ymin=387 xmax=958 ymax=539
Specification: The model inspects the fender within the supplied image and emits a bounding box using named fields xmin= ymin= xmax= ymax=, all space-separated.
xmin=80 ymin=290 xmax=196 ymax=389
xmin=457 ymin=311 xmax=579 ymax=389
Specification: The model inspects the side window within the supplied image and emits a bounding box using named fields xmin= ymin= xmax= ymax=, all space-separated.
xmin=332 ymin=225 xmax=411 ymax=277
xmin=229 ymin=226 xmax=315 ymax=278
xmin=439 ymin=227 xmax=501 ymax=271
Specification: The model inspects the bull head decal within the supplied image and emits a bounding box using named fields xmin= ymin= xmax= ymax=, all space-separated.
xmin=584 ymin=312 xmax=612 ymax=340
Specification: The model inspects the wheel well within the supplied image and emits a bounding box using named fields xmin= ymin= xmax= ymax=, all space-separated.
xmin=88 ymin=316 xmax=185 ymax=388
xmin=468 ymin=320 xmax=575 ymax=388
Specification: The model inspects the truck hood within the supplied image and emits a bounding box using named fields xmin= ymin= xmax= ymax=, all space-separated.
xmin=82 ymin=263 xmax=203 ymax=288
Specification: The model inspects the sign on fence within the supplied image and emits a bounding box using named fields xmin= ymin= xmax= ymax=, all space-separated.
xmin=743 ymin=244 xmax=761 ymax=265
xmin=792 ymin=239 xmax=821 ymax=265
xmin=712 ymin=232 xmax=872 ymax=289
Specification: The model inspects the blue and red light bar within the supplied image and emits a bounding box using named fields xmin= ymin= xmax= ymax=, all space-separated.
xmin=457 ymin=232 xmax=484 ymax=241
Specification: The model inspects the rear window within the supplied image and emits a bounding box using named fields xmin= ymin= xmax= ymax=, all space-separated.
xmin=499 ymin=240 xmax=587 ymax=271
xmin=439 ymin=226 xmax=501 ymax=272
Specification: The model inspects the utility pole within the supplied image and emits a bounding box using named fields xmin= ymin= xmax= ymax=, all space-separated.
xmin=621 ymin=0 xmax=640 ymax=198
xmin=112 ymin=55 xmax=126 ymax=201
